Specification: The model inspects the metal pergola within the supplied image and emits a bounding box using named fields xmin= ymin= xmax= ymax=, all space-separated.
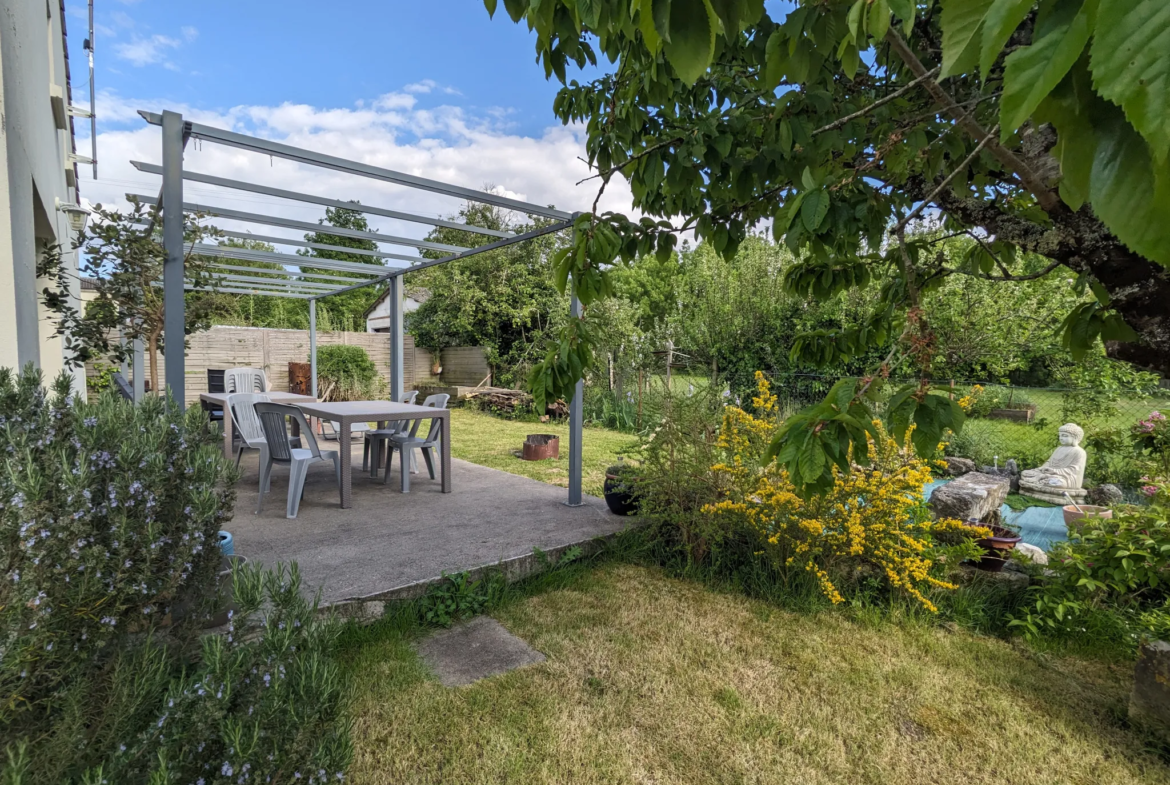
xmin=138 ymin=110 xmax=586 ymax=505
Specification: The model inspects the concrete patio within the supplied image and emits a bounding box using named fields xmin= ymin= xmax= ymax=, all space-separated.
xmin=227 ymin=444 xmax=630 ymax=607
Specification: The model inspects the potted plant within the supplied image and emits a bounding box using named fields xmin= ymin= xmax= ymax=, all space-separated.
xmin=603 ymin=463 xmax=641 ymax=516
xmin=967 ymin=520 xmax=1023 ymax=571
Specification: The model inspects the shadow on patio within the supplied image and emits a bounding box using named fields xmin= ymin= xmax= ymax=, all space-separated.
xmin=227 ymin=444 xmax=632 ymax=607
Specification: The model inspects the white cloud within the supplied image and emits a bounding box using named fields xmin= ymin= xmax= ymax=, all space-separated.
xmin=79 ymin=93 xmax=635 ymax=253
xmin=113 ymin=34 xmax=180 ymax=66
xmin=181 ymin=26 xmax=198 ymax=42
xmin=404 ymin=79 xmax=461 ymax=96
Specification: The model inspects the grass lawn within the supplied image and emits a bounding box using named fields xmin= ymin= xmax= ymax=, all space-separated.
xmin=342 ymin=562 xmax=1167 ymax=785
xmin=446 ymin=407 xmax=640 ymax=497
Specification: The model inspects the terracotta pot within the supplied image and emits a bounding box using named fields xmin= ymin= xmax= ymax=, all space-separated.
xmin=1062 ymin=504 xmax=1113 ymax=528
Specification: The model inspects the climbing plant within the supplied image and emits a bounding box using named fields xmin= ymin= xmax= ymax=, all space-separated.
xmin=485 ymin=0 xmax=1170 ymax=494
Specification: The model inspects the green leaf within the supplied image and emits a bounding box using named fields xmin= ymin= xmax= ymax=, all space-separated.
xmin=1089 ymin=111 xmax=1170 ymax=265
xmin=888 ymin=0 xmax=916 ymax=35
xmin=484 ymin=0 xmax=498 ymax=17
xmin=940 ymin=0 xmax=996 ymax=78
xmin=764 ymin=30 xmax=785 ymax=89
xmin=653 ymin=0 xmax=672 ymax=41
xmin=847 ymin=0 xmax=866 ymax=43
xmin=503 ymin=0 xmax=529 ymax=23
xmin=840 ymin=42 xmax=861 ymax=79
xmin=979 ymin=0 xmax=1034 ymax=75
xmin=1000 ymin=0 xmax=1097 ymax=136
xmin=1035 ymin=60 xmax=1098 ymax=210
xmin=663 ymin=0 xmax=718 ymax=84
xmin=869 ymin=0 xmax=892 ymax=43
xmin=801 ymin=190 xmax=829 ymax=231
xmin=800 ymin=437 xmax=826 ymax=481
xmin=635 ymin=0 xmax=663 ymax=51
xmin=1090 ymin=0 xmax=1170 ymax=161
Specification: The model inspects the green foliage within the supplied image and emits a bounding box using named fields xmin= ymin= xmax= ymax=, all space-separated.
xmin=409 ymin=204 xmax=568 ymax=389
xmin=297 ymin=206 xmax=387 ymax=332
xmin=417 ymin=572 xmax=493 ymax=627
xmin=0 ymin=365 xmax=351 ymax=783
xmin=314 ymin=345 xmax=385 ymax=402
xmin=483 ymin=0 xmax=1170 ymax=494
xmin=1010 ymin=481 xmax=1170 ymax=645
xmin=37 ymin=201 xmax=220 ymax=396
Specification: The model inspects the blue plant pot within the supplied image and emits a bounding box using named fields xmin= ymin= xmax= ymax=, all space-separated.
xmin=218 ymin=530 xmax=234 ymax=557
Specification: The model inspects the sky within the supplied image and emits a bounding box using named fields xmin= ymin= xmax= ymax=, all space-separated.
xmin=64 ymin=0 xmax=633 ymax=253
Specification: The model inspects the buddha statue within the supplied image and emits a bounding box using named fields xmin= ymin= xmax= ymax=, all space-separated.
xmin=1018 ymin=423 xmax=1089 ymax=504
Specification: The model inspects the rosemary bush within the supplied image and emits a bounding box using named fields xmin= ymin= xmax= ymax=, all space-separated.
xmin=0 ymin=366 xmax=351 ymax=784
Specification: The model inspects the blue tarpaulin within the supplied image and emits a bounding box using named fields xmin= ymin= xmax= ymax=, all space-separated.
xmin=923 ymin=480 xmax=1068 ymax=551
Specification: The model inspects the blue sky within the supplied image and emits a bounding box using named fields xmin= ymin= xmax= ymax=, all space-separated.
xmin=64 ymin=0 xmax=789 ymax=247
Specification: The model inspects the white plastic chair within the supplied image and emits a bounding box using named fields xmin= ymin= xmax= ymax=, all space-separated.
xmin=227 ymin=392 xmax=271 ymax=469
xmin=385 ymin=393 xmax=448 ymax=492
xmin=365 ymin=391 xmax=419 ymax=476
xmin=253 ymin=402 xmax=341 ymax=519
xmin=225 ymin=367 xmax=268 ymax=394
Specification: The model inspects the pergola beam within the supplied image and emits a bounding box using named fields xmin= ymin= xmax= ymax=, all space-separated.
xmin=129 ymin=194 xmax=470 ymax=255
xmin=189 ymin=243 xmax=408 ymax=276
xmin=317 ymin=218 xmax=574 ymax=299
xmin=205 ymin=273 xmax=339 ymax=292
xmin=184 ymin=283 xmax=313 ymax=299
xmin=208 ymin=262 xmax=382 ymax=286
xmin=131 ymin=161 xmax=515 ymax=239
xmin=215 ymin=229 xmax=437 ymax=265
xmin=139 ymin=111 xmax=575 ymax=221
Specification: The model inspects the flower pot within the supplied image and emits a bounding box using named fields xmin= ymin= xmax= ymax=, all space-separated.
xmin=1062 ymin=505 xmax=1113 ymax=529
xmin=431 ymin=361 xmax=443 ymax=376
xmin=603 ymin=469 xmax=640 ymax=516
xmin=521 ymin=434 xmax=559 ymax=461
xmin=971 ymin=523 xmax=1022 ymax=572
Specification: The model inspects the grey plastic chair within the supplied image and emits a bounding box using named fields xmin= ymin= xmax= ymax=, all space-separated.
xmin=385 ymin=393 xmax=449 ymax=492
xmin=365 ymin=391 xmax=419 ymax=476
xmin=227 ymin=392 xmax=271 ymax=468
xmin=225 ymin=367 xmax=268 ymax=394
xmin=253 ymin=402 xmax=341 ymax=519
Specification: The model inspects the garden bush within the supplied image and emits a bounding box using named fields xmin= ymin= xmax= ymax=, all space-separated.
xmin=314 ymin=345 xmax=385 ymax=402
xmin=1011 ymin=479 xmax=1170 ymax=649
xmin=635 ymin=372 xmax=985 ymax=610
xmin=0 ymin=366 xmax=351 ymax=784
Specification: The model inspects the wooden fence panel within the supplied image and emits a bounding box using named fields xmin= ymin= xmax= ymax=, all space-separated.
xmin=440 ymin=346 xmax=491 ymax=387
xmin=87 ymin=326 xmax=423 ymax=406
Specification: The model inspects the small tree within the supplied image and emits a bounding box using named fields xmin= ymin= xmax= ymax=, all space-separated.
xmin=38 ymin=200 xmax=218 ymax=395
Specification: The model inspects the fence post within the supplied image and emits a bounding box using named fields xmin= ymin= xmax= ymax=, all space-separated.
xmin=567 ymin=280 xmax=584 ymax=507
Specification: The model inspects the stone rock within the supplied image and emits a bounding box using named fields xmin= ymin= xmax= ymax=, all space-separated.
xmin=1015 ymin=542 xmax=1048 ymax=565
xmin=956 ymin=562 xmax=1031 ymax=589
xmin=1087 ymin=484 xmax=1124 ymax=506
xmin=980 ymin=464 xmax=1021 ymax=493
xmin=414 ymin=616 xmax=546 ymax=687
xmin=1130 ymin=641 xmax=1170 ymax=740
xmin=942 ymin=457 xmax=976 ymax=476
xmin=929 ymin=472 xmax=1011 ymax=522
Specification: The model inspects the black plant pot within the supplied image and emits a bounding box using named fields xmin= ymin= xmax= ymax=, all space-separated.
xmin=603 ymin=472 xmax=640 ymax=516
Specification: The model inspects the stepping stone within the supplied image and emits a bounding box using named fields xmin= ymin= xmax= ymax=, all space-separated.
xmin=414 ymin=616 xmax=545 ymax=687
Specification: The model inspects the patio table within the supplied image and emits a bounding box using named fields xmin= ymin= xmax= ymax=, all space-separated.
xmin=293 ymin=400 xmax=452 ymax=508
xmin=200 ymin=391 xmax=318 ymax=460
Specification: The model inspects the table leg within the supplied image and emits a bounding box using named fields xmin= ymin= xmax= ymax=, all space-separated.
xmin=338 ymin=421 xmax=353 ymax=508
xmin=222 ymin=409 xmax=234 ymax=461
xmin=441 ymin=414 xmax=451 ymax=493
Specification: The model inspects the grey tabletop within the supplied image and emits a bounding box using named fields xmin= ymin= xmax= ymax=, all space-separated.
xmin=295 ymin=400 xmax=443 ymax=420
xmin=200 ymin=391 xmax=316 ymax=405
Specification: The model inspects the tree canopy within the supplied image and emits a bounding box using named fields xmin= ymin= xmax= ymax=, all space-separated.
xmin=485 ymin=0 xmax=1170 ymax=494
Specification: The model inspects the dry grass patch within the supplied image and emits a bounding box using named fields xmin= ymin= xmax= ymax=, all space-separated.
xmin=345 ymin=564 xmax=1167 ymax=785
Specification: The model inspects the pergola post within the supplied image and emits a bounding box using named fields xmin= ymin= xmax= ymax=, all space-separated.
xmin=309 ymin=299 xmax=318 ymax=399
xmin=568 ymin=280 xmax=583 ymax=507
xmin=388 ymin=275 xmax=404 ymax=402
xmin=161 ymin=110 xmax=187 ymax=409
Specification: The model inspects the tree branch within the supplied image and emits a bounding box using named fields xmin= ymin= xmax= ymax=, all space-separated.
xmin=812 ymin=66 xmax=940 ymax=136
xmin=884 ymin=29 xmax=1061 ymax=213
xmin=894 ymin=127 xmax=997 ymax=235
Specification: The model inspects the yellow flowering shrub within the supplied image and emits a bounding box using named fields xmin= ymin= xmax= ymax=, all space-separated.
xmin=704 ymin=373 xmax=986 ymax=611
xmin=956 ymin=384 xmax=984 ymax=415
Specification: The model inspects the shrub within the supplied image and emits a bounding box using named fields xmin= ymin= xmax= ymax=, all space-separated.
xmin=1010 ymin=479 xmax=1170 ymax=647
xmin=0 ymin=366 xmax=350 ymax=783
xmin=682 ymin=373 xmax=986 ymax=611
xmin=314 ymin=345 xmax=385 ymax=402
xmin=1133 ymin=410 xmax=1170 ymax=479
